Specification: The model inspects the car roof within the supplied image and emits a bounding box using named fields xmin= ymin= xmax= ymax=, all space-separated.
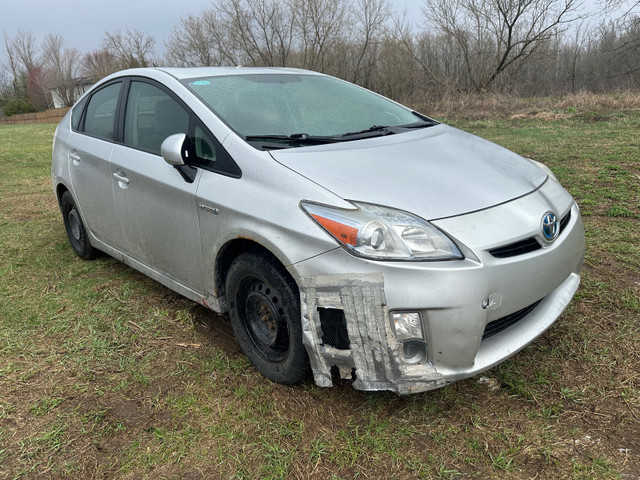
xmin=154 ymin=66 xmax=319 ymax=80
xmin=92 ymin=66 xmax=325 ymax=93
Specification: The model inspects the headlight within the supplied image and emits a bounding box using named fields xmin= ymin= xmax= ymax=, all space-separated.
xmin=301 ymin=201 xmax=463 ymax=261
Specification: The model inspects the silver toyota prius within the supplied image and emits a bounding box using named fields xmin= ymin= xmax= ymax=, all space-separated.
xmin=52 ymin=67 xmax=585 ymax=394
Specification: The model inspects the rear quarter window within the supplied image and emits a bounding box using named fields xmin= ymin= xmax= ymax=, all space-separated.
xmin=71 ymin=96 xmax=88 ymax=131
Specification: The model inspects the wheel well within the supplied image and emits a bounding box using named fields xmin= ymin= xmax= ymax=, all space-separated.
xmin=215 ymin=239 xmax=295 ymax=310
xmin=55 ymin=184 xmax=69 ymax=205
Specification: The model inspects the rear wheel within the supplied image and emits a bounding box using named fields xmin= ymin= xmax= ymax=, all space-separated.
xmin=225 ymin=251 xmax=310 ymax=384
xmin=60 ymin=191 xmax=97 ymax=260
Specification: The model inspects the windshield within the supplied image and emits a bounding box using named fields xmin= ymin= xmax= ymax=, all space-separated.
xmin=183 ymin=73 xmax=430 ymax=142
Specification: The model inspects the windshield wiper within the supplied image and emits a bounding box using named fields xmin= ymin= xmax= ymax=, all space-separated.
xmin=245 ymin=118 xmax=439 ymax=150
xmin=340 ymin=125 xmax=394 ymax=137
xmin=340 ymin=118 xmax=437 ymax=138
xmin=244 ymin=133 xmax=341 ymax=145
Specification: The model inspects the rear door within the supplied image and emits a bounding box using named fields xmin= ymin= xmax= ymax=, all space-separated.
xmin=68 ymin=80 xmax=123 ymax=247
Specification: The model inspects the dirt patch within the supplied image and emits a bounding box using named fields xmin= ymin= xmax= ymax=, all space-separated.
xmin=191 ymin=306 xmax=242 ymax=357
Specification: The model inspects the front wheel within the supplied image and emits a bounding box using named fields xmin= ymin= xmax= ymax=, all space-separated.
xmin=59 ymin=191 xmax=97 ymax=260
xmin=225 ymin=251 xmax=310 ymax=385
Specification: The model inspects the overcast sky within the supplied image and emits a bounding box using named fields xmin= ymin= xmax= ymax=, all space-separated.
xmin=1 ymin=0 xmax=424 ymax=57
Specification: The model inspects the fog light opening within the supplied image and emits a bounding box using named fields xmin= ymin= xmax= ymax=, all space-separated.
xmin=402 ymin=340 xmax=427 ymax=364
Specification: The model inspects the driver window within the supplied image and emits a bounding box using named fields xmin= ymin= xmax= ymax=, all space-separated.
xmin=124 ymin=81 xmax=189 ymax=155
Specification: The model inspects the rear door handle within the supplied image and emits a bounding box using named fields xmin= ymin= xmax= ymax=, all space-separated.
xmin=69 ymin=151 xmax=81 ymax=165
xmin=112 ymin=171 xmax=130 ymax=185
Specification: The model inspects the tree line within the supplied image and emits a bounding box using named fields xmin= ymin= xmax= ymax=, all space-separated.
xmin=1 ymin=0 xmax=638 ymax=115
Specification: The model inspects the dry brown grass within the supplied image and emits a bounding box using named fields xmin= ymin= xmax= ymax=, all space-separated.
xmin=417 ymin=90 xmax=640 ymax=119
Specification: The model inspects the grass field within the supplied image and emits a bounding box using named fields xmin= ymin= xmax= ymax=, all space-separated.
xmin=1 ymin=107 xmax=639 ymax=479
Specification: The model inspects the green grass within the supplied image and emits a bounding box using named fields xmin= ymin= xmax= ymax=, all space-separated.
xmin=1 ymin=111 xmax=639 ymax=479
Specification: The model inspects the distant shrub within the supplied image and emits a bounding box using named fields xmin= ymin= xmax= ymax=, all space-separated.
xmin=3 ymin=99 xmax=37 ymax=116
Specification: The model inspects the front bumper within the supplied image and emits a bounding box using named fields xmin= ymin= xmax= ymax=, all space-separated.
xmin=291 ymin=189 xmax=585 ymax=394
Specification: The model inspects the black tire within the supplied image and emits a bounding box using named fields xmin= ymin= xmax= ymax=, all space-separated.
xmin=225 ymin=251 xmax=310 ymax=385
xmin=59 ymin=191 xmax=97 ymax=260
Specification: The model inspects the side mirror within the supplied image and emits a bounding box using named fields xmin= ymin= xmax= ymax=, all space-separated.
xmin=161 ymin=133 xmax=188 ymax=166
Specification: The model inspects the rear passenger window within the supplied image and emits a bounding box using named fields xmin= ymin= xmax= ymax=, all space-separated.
xmin=124 ymin=81 xmax=189 ymax=155
xmin=83 ymin=82 xmax=121 ymax=140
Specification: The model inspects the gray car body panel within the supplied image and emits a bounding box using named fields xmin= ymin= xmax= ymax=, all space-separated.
xmin=269 ymin=124 xmax=547 ymax=220
xmin=111 ymin=144 xmax=206 ymax=289
xmin=52 ymin=67 xmax=585 ymax=394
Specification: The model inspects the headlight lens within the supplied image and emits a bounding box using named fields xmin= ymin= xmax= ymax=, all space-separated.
xmin=301 ymin=201 xmax=463 ymax=261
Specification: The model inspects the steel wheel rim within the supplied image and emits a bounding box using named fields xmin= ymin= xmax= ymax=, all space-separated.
xmin=68 ymin=207 xmax=82 ymax=241
xmin=239 ymin=277 xmax=289 ymax=362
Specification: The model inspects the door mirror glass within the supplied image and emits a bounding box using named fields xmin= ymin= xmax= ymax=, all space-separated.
xmin=161 ymin=133 xmax=188 ymax=166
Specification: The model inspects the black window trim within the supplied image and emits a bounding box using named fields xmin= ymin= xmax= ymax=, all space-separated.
xmin=114 ymin=77 xmax=130 ymax=144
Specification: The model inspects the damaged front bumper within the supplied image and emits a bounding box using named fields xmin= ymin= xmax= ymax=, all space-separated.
xmin=292 ymin=201 xmax=585 ymax=395
xmin=300 ymin=273 xmax=449 ymax=394
xmin=299 ymin=271 xmax=579 ymax=394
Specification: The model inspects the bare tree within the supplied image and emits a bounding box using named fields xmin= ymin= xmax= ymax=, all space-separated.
xmin=41 ymin=34 xmax=81 ymax=107
xmin=597 ymin=0 xmax=640 ymax=84
xmin=600 ymin=0 xmax=639 ymax=20
xmin=345 ymin=0 xmax=391 ymax=86
xmin=422 ymin=0 xmax=583 ymax=92
xmin=376 ymin=32 xmax=426 ymax=102
xmin=565 ymin=20 xmax=592 ymax=92
xmin=26 ymin=64 xmax=52 ymax=109
xmin=0 ymin=67 xmax=11 ymax=101
xmin=391 ymin=15 xmax=458 ymax=98
xmin=81 ymin=50 xmax=119 ymax=81
xmin=166 ymin=12 xmax=226 ymax=66
xmin=2 ymin=32 xmax=22 ymax=97
xmin=293 ymin=0 xmax=350 ymax=71
xmin=609 ymin=16 xmax=640 ymax=85
xmin=101 ymin=29 xmax=155 ymax=68
xmin=10 ymin=30 xmax=39 ymax=73
xmin=2 ymin=0 xmax=629 ymax=105
xmin=218 ymin=0 xmax=296 ymax=66
xmin=2 ymin=30 xmax=40 ymax=97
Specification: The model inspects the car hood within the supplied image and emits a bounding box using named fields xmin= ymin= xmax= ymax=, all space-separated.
xmin=269 ymin=124 xmax=547 ymax=220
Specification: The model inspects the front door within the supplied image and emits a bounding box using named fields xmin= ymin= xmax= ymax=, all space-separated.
xmin=110 ymin=80 xmax=205 ymax=291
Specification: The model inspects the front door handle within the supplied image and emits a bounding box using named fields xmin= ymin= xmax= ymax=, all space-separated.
xmin=112 ymin=171 xmax=130 ymax=185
